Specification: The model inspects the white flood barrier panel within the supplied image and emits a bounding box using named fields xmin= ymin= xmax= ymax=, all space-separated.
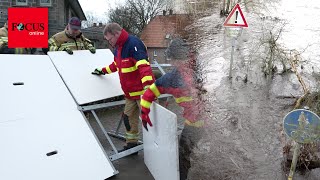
xmin=0 ymin=55 xmax=117 ymax=180
xmin=143 ymin=103 xmax=179 ymax=180
xmin=48 ymin=49 xmax=123 ymax=105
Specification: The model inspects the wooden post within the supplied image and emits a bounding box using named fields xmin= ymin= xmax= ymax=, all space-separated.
xmin=288 ymin=143 xmax=301 ymax=180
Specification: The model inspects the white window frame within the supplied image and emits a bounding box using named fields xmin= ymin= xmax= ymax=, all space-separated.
xmin=153 ymin=50 xmax=157 ymax=57
xmin=16 ymin=0 xmax=28 ymax=6
xmin=40 ymin=0 xmax=52 ymax=6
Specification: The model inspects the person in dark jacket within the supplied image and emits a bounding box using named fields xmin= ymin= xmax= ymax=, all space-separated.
xmin=140 ymin=38 xmax=205 ymax=131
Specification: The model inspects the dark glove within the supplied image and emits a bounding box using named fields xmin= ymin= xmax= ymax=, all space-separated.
xmin=0 ymin=41 xmax=7 ymax=47
xmin=0 ymin=39 xmax=8 ymax=50
xmin=92 ymin=68 xmax=105 ymax=75
xmin=63 ymin=47 xmax=73 ymax=55
xmin=0 ymin=46 xmax=15 ymax=54
xmin=88 ymin=47 xmax=96 ymax=54
xmin=140 ymin=108 xmax=152 ymax=131
xmin=42 ymin=47 xmax=49 ymax=55
xmin=30 ymin=48 xmax=37 ymax=54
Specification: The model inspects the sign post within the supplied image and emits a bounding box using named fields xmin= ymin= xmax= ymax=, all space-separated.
xmin=229 ymin=37 xmax=236 ymax=78
xmin=283 ymin=109 xmax=320 ymax=180
xmin=223 ymin=3 xmax=248 ymax=78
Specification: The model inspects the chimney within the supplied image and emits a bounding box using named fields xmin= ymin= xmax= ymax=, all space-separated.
xmin=169 ymin=9 xmax=173 ymax=15
xmin=93 ymin=23 xmax=97 ymax=27
xmin=99 ymin=22 xmax=103 ymax=27
xmin=163 ymin=10 xmax=166 ymax=16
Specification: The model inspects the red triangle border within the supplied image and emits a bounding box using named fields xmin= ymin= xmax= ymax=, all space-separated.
xmin=223 ymin=4 xmax=248 ymax=27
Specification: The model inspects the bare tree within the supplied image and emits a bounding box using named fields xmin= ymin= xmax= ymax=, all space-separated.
xmin=165 ymin=0 xmax=174 ymax=11
xmin=180 ymin=0 xmax=215 ymax=17
xmin=82 ymin=11 xmax=108 ymax=28
xmin=219 ymin=0 xmax=279 ymax=16
xmin=108 ymin=0 xmax=166 ymax=36
xmin=127 ymin=0 xmax=165 ymax=32
xmin=108 ymin=5 xmax=140 ymax=35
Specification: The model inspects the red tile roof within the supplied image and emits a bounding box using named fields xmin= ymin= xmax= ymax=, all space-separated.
xmin=140 ymin=14 xmax=190 ymax=48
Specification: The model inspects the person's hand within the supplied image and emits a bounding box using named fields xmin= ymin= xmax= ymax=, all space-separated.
xmin=0 ymin=39 xmax=8 ymax=48
xmin=92 ymin=68 xmax=105 ymax=75
xmin=140 ymin=108 xmax=152 ymax=131
xmin=88 ymin=47 xmax=96 ymax=54
xmin=63 ymin=47 xmax=73 ymax=55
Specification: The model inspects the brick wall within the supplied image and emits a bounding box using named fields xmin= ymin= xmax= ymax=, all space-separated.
xmin=148 ymin=47 xmax=167 ymax=64
xmin=0 ymin=0 xmax=10 ymax=23
xmin=49 ymin=0 xmax=66 ymax=36
xmin=0 ymin=0 xmax=67 ymax=36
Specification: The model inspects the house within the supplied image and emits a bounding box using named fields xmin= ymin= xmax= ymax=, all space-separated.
xmin=0 ymin=0 xmax=107 ymax=50
xmin=82 ymin=23 xmax=108 ymax=49
xmin=140 ymin=12 xmax=191 ymax=64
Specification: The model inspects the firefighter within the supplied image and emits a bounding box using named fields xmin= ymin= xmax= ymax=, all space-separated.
xmin=0 ymin=18 xmax=8 ymax=53
xmin=0 ymin=18 xmax=35 ymax=54
xmin=140 ymin=38 xmax=205 ymax=131
xmin=0 ymin=18 xmax=8 ymax=38
xmin=46 ymin=17 xmax=96 ymax=55
xmin=92 ymin=23 xmax=155 ymax=151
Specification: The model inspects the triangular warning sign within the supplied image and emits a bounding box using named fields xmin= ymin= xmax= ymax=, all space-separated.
xmin=223 ymin=4 xmax=248 ymax=27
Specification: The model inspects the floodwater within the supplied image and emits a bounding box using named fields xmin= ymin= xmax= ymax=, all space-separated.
xmin=180 ymin=1 xmax=320 ymax=179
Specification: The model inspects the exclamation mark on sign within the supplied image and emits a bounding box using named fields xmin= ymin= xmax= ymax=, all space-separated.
xmin=235 ymin=11 xmax=238 ymax=24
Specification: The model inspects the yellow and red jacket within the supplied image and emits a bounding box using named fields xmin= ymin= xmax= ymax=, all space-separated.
xmin=0 ymin=23 xmax=35 ymax=54
xmin=141 ymin=65 xmax=205 ymax=127
xmin=0 ymin=37 xmax=35 ymax=54
xmin=101 ymin=29 xmax=155 ymax=99
xmin=48 ymin=28 xmax=94 ymax=51
xmin=0 ymin=24 xmax=8 ymax=38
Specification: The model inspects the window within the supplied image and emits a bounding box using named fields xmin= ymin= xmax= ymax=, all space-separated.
xmin=40 ymin=0 xmax=52 ymax=6
xmin=16 ymin=0 xmax=28 ymax=6
xmin=153 ymin=50 xmax=157 ymax=57
xmin=165 ymin=50 xmax=171 ymax=61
